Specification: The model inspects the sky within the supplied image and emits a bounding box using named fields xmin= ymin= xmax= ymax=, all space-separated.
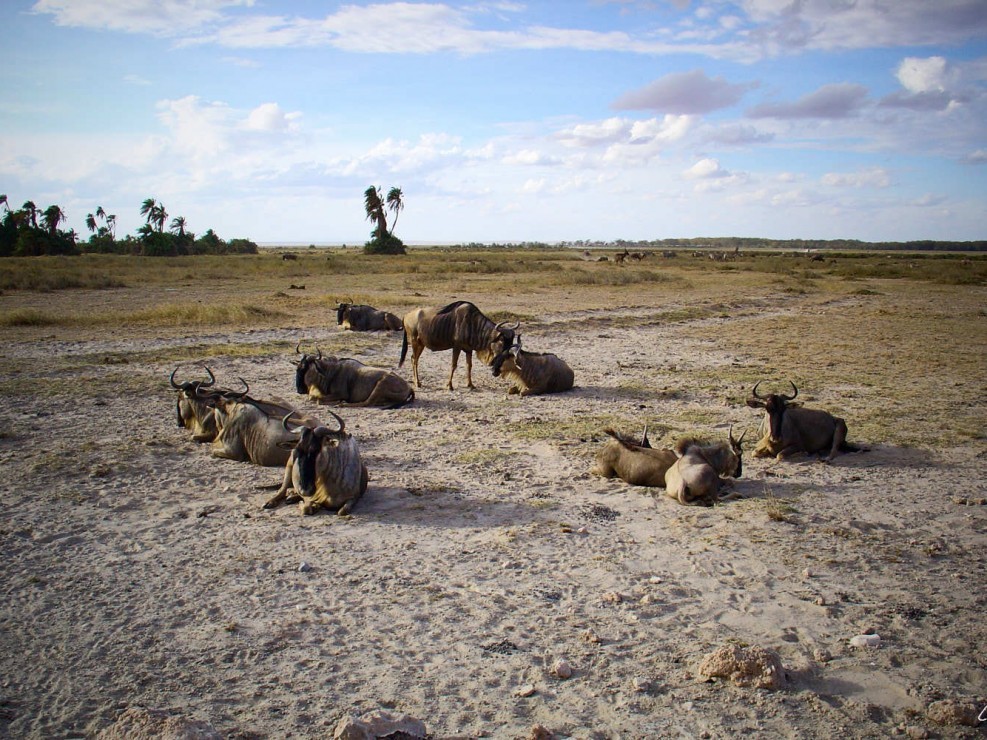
xmin=1 ymin=0 xmax=986 ymax=245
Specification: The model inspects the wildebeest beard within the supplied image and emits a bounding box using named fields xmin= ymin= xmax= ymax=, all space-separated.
xmin=294 ymin=432 xmax=320 ymax=496
xmin=295 ymin=362 xmax=311 ymax=395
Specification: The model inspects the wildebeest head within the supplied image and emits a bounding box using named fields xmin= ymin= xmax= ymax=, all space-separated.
xmin=746 ymin=381 xmax=798 ymax=444
xmin=170 ymin=365 xmax=216 ymax=428
xmin=727 ymin=425 xmax=747 ymax=478
xmin=282 ymin=410 xmax=346 ymax=495
xmin=491 ymin=330 xmax=522 ymax=377
xmin=294 ymin=342 xmax=325 ymax=394
xmin=336 ymin=302 xmax=351 ymax=326
xmin=198 ymin=379 xmax=251 ymax=427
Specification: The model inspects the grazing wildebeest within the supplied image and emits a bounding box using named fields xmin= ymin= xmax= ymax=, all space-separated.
xmin=399 ymin=301 xmax=517 ymax=390
xmin=336 ymin=302 xmax=403 ymax=331
xmin=170 ymin=366 xmax=248 ymax=443
xmin=281 ymin=253 xmax=298 ymax=261
xmin=264 ymin=411 xmax=368 ymax=516
xmin=746 ymin=381 xmax=859 ymax=461
xmin=205 ymin=393 xmax=318 ymax=467
xmin=490 ymin=333 xmax=574 ymax=396
xmin=664 ymin=429 xmax=745 ymax=506
xmin=294 ymin=345 xmax=414 ymax=408
xmin=591 ymin=426 xmax=677 ymax=487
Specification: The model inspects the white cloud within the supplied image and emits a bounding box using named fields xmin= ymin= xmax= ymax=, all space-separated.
xmin=897 ymin=56 xmax=950 ymax=93
xmin=747 ymin=83 xmax=868 ymax=119
xmin=612 ymin=69 xmax=755 ymax=114
xmin=821 ymin=167 xmax=892 ymax=189
xmin=243 ymin=103 xmax=301 ymax=132
xmin=32 ymin=0 xmax=252 ymax=35
xmin=683 ymin=158 xmax=727 ymax=179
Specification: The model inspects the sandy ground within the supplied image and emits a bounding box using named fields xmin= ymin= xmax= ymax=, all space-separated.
xmin=1 ymin=286 xmax=985 ymax=739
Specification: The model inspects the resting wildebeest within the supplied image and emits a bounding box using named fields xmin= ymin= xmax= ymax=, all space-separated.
xmin=264 ymin=411 xmax=368 ymax=516
xmin=399 ymin=300 xmax=517 ymax=390
xmin=591 ymin=426 xmax=677 ymax=487
xmin=204 ymin=393 xmax=319 ymax=467
xmin=746 ymin=381 xmax=859 ymax=461
xmin=336 ymin=302 xmax=403 ymax=331
xmin=491 ymin=333 xmax=574 ymax=396
xmin=170 ymin=366 xmax=249 ymax=443
xmin=294 ymin=345 xmax=414 ymax=408
xmin=664 ymin=429 xmax=745 ymax=506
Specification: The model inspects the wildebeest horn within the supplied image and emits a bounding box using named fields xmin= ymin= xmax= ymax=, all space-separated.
xmin=751 ymin=381 xmax=766 ymax=400
xmin=495 ymin=320 xmax=520 ymax=332
xmin=729 ymin=425 xmax=747 ymax=445
xmin=325 ymin=410 xmax=345 ymax=434
xmin=281 ymin=411 xmax=305 ymax=434
xmin=201 ymin=366 xmax=216 ymax=387
xmin=169 ymin=367 xmax=181 ymax=389
xmin=781 ymin=381 xmax=798 ymax=402
xmin=295 ymin=341 xmax=303 ymax=355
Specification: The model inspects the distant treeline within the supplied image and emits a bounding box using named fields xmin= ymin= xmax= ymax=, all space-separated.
xmin=556 ymin=237 xmax=987 ymax=252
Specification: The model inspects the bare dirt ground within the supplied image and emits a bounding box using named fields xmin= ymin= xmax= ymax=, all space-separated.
xmin=0 ymin=265 xmax=985 ymax=739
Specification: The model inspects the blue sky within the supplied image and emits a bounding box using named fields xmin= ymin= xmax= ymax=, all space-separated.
xmin=1 ymin=0 xmax=986 ymax=244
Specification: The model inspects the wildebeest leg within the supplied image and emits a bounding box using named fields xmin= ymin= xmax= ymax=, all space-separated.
xmin=826 ymin=419 xmax=849 ymax=461
xmin=448 ymin=348 xmax=461 ymax=390
xmin=412 ymin=343 xmax=424 ymax=388
xmin=191 ymin=431 xmax=213 ymax=443
xmin=263 ymin=458 xmax=296 ymax=509
xmin=210 ymin=435 xmax=246 ymax=462
xmin=464 ymin=350 xmax=475 ymax=389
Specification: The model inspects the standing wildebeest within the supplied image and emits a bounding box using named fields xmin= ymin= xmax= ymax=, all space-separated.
xmin=336 ymin=302 xmax=403 ymax=331
xmin=746 ymin=381 xmax=859 ymax=461
xmin=170 ymin=366 xmax=249 ymax=443
xmin=491 ymin=333 xmax=574 ymax=396
xmin=591 ymin=426 xmax=677 ymax=487
xmin=399 ymin=301 xmax=517 ymax=390
xmin=205 ymin=393 xmax=318 ymax=467
xmin=264 ymin=411 xmax=368 ymax=516
xmin=664 ymin=429 xmax=745 ymax=506
xmin=294 ymin=345 xmax=414 ymax=408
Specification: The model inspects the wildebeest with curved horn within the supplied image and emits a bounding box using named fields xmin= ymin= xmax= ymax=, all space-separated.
xmin=491 ymin=332 xmax=574 ymax=396
xmin=664 ymin=428 xmax=745 ymax=506
xmin=170 ymin=366 xmax=248 ymax=443
xmin=294 ymin=344 xmax=414 ymax=408
xmin=399 ymin=300 xmax=517 ymax=390
xmin=336 ymin=302 xmax=403 ymax=331
xmin=264 ymin=411 xmax=368 ymax=516
xmin=202 ymin=391 xmax=320 ymax=467
xmin=746 ymin=381 xmax=860 ymax=461
xmin=591 ymin=426 xmax=677 ymax=487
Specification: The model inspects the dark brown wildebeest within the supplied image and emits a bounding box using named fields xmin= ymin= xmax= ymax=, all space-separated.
xmin=746 ymin=381 xmax=860 ymax=461
xmin=336 ymin=302 xmax=403 ymax=331
xmin=294 ymin=345 xmax=414 ymax=408
xmin=591 ymin=426 xmax=677 ymax=487
xmin=264 ymin=411 xmax=368 ymax=516
xmin=664 ymin=429 xmax=745 ymax=506
xmin=399 ymin=300 xmax=517 ymax=390
xmin=490 ymin=333 xmax=574 ymax=396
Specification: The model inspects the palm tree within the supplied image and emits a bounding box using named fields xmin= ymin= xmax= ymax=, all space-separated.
xmin=22 ymin=201 xmax=38 ymax=228
xmin=140 ymin=198 xmax=156 ymax=229
xmin=106 ymin=214 xmax=116 ymax=238
xmin=0 ymin=194 xmax=8 ymax=214
xmin=386 ymin=187 xmax=404 ymax=235
xmin=170 ymin=216 xmax=187 ymax=237
xmin=41 ymin=205 xmax=65 ymax=235
xmin=364 ymin=186 xmax=388 ymax=239
xmin=154 ymin=203 xmax=167 ymax=232
xmin=86 ymin=213 xmax=98 ymax=234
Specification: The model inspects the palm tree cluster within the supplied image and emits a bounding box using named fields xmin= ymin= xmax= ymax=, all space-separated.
xmin=0 ymin=193 xmax=258 ymax=257
xmin=363 ymin=186 xmax=406 ymax=255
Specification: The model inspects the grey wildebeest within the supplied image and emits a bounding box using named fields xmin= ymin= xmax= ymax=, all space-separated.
xmin=204 ymin=392 xmax=319 ymax=467
xmin=399 ymin=300 xmax=517 ymax=390
xmin=491 ymin=333 xmax=574 ymax=396
xmin=591 ymin=426 xmax=677 ymax=487
xmin=336 ymin=302 xmax=403 ymax=331
xmin=746 ymin=381 xmax=859 ymax=461
xmin=664 ymin=429 xmax=745 ymax=506
xmin=170 ymin=366 xmax=249 ymax=443
xmin=294 ymin=345 xmax=414 ymax=408
xmin=264 ymin=411 xmax=368 ymax=516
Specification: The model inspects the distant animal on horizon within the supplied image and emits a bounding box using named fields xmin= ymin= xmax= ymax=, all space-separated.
xmin=399 ymin=300 xmax=517 ymax=390
xmin=264 ymin=410 xmax=368 ymax=516
xmin=490 ymin=332 xmax=574 ymax=396
xmin=294 ymin=344 xmax=414 ymax=409
xmin=746 ymin=381 xmax=861 ymax=461
xmin=336 ymin=302 xmax=403 ymax=331
xmin=664 ymin=429 xmax=745 ymax=506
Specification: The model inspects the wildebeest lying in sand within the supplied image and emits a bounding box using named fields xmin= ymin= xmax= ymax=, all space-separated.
xmin=664 ymin=429 xmax=745 ymax=506
xmin=203 ymin=392 xmax=319 ymax=467
xmin=746 ymin=381 xmax=861 ymax=461
xmin=336 ymin=302 xmax=403 ymax=331
xmin=170 ymin=365 xmax=248 ymax=443
xmin=294 ymin=345 xmax=414 ymax=408
xmin=264 ymin=411 xmax=368 ymax=516
xmin=591 ymin=426 xmax=677 ymax=487
xmin=490 ymin=333 xmax=574 ymax=396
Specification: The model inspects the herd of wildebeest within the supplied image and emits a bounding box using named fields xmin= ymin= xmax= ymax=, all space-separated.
xmin=170 ymin=299 xmax=860 ymax=516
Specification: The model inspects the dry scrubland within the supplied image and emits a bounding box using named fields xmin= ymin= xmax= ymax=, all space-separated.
xmin=0 ymin=248 xmax=985 ymax=739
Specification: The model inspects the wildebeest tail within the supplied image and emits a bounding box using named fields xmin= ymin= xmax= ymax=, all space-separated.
xmin=399 ymin=328 xmax=409 ymax=367
xmin=384 ymin=388 xmax=415 ymax=410
xmin=839 ymin=441 xmax=866 ymax=453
